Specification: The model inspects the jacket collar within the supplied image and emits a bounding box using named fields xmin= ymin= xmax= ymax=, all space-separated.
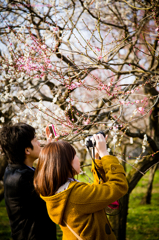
xmin=8 ymin=163 xmax=35 ymax=171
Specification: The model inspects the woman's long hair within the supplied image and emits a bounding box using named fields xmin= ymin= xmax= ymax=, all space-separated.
xmin=34 ymin=141 xmax=76 ymax=196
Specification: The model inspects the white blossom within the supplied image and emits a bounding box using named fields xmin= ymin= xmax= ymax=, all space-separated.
xmin=134 ymin=157 xmax=140 ymax=164
xmin=142 ymin=146 xmax=146 ymax=153
xmin=53 ymin=96 xmax=57 ymax=104
xmin=133 ymin=109 xmax=138 ymax=115
xmin=107 ymin=148 xmax=111 ymax=153
xmin=112 ymin=135 xmax=118 ymax=144
xmin=80 ymin=140 xmax=85 ymax=146
xmin=143 ymin=134 xmax=147 ymax=145
xmin=130 ymin=137 xmax=133 ymax=144
xmin=0 ymin=117 xmax=5 ymax=123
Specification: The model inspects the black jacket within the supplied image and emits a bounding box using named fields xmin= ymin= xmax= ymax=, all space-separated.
xmin=3 ymin=163 xmax=57 ymax=240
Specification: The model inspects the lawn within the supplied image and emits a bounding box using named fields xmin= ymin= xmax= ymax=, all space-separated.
xmin=126 ymin=167 xmax=159 ymax=240
xmin=0 ymin=165 xmax=158 ymax=240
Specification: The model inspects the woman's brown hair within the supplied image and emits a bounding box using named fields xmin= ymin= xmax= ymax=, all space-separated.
xmin=34 ymin=141 xmax=76 ymax=196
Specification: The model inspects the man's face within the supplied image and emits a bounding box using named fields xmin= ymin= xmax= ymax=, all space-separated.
xmin=28 ymin=137 xmax=41 ymax=160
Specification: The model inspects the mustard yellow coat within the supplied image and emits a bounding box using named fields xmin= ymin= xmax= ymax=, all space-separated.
xmin=41 ymin=155 xmax=128 ymax=240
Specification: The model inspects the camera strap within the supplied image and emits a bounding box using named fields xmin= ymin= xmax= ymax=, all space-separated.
xmin=87 ymin=146 xmax=122 ymax=216
xmin=87 ymin=146 xmax=104 ymax=183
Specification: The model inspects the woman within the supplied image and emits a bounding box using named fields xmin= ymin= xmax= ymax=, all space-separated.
xmin=34 ymin=133 xmax=128 ymax=240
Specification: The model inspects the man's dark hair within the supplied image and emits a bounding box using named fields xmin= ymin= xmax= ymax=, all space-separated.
xmin=0 ymin=122 xmax=35 ymax=164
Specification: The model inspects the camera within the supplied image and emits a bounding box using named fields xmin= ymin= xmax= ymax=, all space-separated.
xmin=48 ymin=124 xmax=57 ymax=138
xmin=85 ymin=131 xmax=105 ymax=148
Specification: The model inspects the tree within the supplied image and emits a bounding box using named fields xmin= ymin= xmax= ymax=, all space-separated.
xmin=0 ymin=0 xmax=159 ymax=239
xmin=140 ymin=163 xmax=158 ymax=204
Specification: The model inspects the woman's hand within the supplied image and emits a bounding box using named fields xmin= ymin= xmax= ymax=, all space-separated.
xmin=92 ymin=134 xmax=109 ymax=158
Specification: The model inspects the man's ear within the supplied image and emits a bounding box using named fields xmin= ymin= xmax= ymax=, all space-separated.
xmin=25 ymin=148 xmax=30 ymax=155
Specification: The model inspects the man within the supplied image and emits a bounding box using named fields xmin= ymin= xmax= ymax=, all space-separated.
xmin=0 ymin=122 xmax=57 ymax=240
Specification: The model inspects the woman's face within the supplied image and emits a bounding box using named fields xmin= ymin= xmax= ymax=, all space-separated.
xmin=72 ymin=155 xmax=80 ymax=175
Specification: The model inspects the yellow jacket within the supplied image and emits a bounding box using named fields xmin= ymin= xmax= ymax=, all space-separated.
xmin=41 ymin=155 xmax=128 ymax=240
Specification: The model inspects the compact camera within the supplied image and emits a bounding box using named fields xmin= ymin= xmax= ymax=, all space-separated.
xmin=85 ymin=131 xmax=105 ymax=148
xmin=48 ymin=124 xmax=57 ymax=138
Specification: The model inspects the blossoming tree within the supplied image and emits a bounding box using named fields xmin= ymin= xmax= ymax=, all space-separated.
xmin=0 ymin=0 xmax=159 ymax=239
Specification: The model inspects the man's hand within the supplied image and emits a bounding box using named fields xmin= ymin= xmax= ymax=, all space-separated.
xmin=45 ymin=125 xmax=59 ymax=144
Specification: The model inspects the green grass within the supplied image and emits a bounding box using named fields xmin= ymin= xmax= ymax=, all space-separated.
xmin=126 ymin=169 xmax=159 ymax=240
xmin=0 ymin=167 xmax=159 ymax=240
xmin=56 ymin=225 xmax=62 ymax=240
xmin=0 ymin=200 xmax=11 ymax=240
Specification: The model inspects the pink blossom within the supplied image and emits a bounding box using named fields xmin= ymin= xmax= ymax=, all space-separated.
xmin=41 ymin=45 xmax=47 ymax=49
xmin=83 ymin=119 xmax=90 ymax=125
xmin=135 ymin=100 xmax=140 ymax=104
xmin=96 ymin=47 xmax=100 ymax=52
xmin=138 ymin=107 xmax=144 ymax=113
xmin=75 ymin=82 xmax=81 ymax=87
xmin=69 ymin=82 xmax=81 ymax=90
xmin=98 ymin=56 xmax=102 ymax=60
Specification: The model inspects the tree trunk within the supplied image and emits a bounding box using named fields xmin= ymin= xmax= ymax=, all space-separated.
xmin=108 ymin=145 xmax=129 ymax=240
xmin=108 ymin=211 xmax=119 ymax=238
xmin=109 ymin=193 xmax=129 ymax=240
xmin=118 ymin=193 xmax=129 ymax=240
xmin=140 ymin=164 xmax=158 ymax=204
xmin=109 ymin=150 xmax=159 ymax=240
